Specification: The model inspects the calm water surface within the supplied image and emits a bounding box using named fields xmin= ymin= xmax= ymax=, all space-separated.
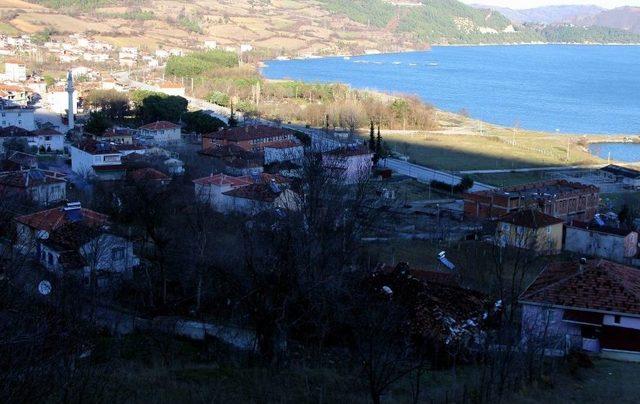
xmin=262 ymin=45 xmax=640 ymax=136
xmin=589 ymin=143 xmax=640 ymax=163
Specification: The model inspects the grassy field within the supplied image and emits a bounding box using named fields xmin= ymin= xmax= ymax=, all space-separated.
xmin=377 ymin=113 xmax=606 ymax=172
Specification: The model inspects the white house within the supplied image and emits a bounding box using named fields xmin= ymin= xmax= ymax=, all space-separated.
xmin=264 ymin=140 xmax=304 ymax=165
xmin=521 ymin=259 xmax=640 ymax=358
xmin=46 ymin=87 xmax=78 ymax=114
xmin=204 ymin=40 xmax=218 ymax=49
xmin=0 ymin=104 xmax=36 ymax=130
xmin=565 ymin=221 xmax=638 ymax=265
xmin=240 ymin=44 xmax=253 ymax=53
xmin=0 ymin=126 xmax=64 ymax=153
xmin=138 ymin=120 xmax=182 ymax=143
xmin=69 ymin=140 xmax=145 ymax=180
xmin=323 ymin=145 xmax=373 ymax=184
xmin=4 ymin=61 xmax=27 ymax=82
xmin=0 ymin=169 xmax=66 ymax=205
xmin=155 ymin=49 xmax=170 ymax=59
xmin=193 ymin=174 xmax=253 ymax=212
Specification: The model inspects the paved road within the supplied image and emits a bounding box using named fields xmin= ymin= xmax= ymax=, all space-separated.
xmin=460 ymin=164 xmax=606 ymax=175
xmin=383 ymin=158 xmax=495 ymax=192
xmin=115 ymin=70 xmax=494 ymax=192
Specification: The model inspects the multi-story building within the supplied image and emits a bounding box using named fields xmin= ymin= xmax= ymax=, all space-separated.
xmin=202 ymin=125 xmax=299 ymax=153
xmin=0 ymin=104 xmax=35 ymax=130
xmin=464 ymin=179 xmax=600 ymax=223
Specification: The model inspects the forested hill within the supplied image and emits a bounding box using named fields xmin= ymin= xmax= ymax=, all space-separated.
xmin=10 ymin=0 xmax=640 ymax=55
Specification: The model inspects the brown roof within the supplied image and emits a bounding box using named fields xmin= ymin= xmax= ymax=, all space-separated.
xmin=15 ymin=206 xmax=109 ymax=232
xmin=0 ymin=170 xmax=65 ymax=189
xmin=264 ymin=140 xmax=301 ymax=149
xmin=378 ymin=262 xmax=460 ymax=287
xmin=193 ymin=174 xmax=252 ymax=187
xmin=128 ymin=167 xmax=170 ymax=182
xmin=520 ymin=259 xmax=640 ymax=316
xmin=223 ymin=182 xmax=286 ymax=202
xmin=498 ymin=210 xmax=564 ymax=229
xmin=200 ymin=144 xmax=258 ymax=159
xmin=203 ymin=125 xmax=296 ymax=142
xmin=468 ymin=179 xmax=599 ymax=199
xmin=0 ymin=126 xmax=32 ymax=138
xmin=139 ymin=121 xmax=180 ymax=131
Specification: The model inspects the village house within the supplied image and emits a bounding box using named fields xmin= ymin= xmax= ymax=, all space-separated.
xmin=0 ymin=126 xmax=64 ymax=153
xmin=520 ymin=259 xmax=640 ymax=359
xmin=193 ymin=173 xmax=295 ymax=214
xmin=127 ymin=167 xmax=171 ymax=186
xmin=264 ymin=140 xmax=304 ymax=164
xmin=14 ymin=202 xmax=109 ymax=255
xmin=0 ymin=84 xmax=31 ymax=106
xmin=323 ymin=145 xmax=374 ymax=184
xmin=1 ymin=151 xmax=37 ymax=171
xmin=158 ymin=82 xmax=185 ymax=97
xmin=599 ymin=165 xmax=640 ymax=190
xmin=3 ymin=61 xmax=27 ymax=82
xmin=495 ymin=210 xmax=564 ymax=255
xmin=0 ymin=169 xmax=66 ymax=205
xmin=138 ymin=121 xmax=182 ymax=143
xmin=15 ymin=202 xmax=138 ymax=286
xmin=202 ymin=125 xmax=300 ymax=153
xmin=464 ymin=179 xmax=600 ymax=223
xmin=69 ymin=140 xmax=145 ymax=180
xmin=0 ymin=103 xmax=36 ymax=130
xmin=565 ymin=221 xmax=638 ymax=265
xmin=91 ymin=127 xmax=134 ymax=145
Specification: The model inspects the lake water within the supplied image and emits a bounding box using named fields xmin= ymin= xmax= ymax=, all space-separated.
xmin=589 ymin=143 xmax=640 ymax=163
xmin=262 ymin=45 xmax=640 ymax=136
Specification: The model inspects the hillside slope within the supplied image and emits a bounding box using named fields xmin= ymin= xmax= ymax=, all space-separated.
xmin=473 ymin=5 xmax=604 ymax=24
xmin=1 ymin=0 xmax=639 ymax=55
xmin=572 ymin=7 xmax=640 ymax=34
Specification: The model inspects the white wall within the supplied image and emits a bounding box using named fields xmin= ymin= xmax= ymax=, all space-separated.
xmin=141 ymin=127 xmax=181 ymax=143
xmin=264 ymin=146 xmax=304 ymax=164
xmin=47 ymin=90 xmax=77 ymax=114
xmin=0 ymin=108 xmax=36 ymax=130
xmin=70 ymin=146 xmax=121 ymax=176
xmin=5 ymin=62 xmax=26 ymax=82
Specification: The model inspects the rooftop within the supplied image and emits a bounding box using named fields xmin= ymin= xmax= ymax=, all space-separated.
xmin=128 ymin=167 xmax=170 ymax=182
xmin=469 ymin=179 xmax=599 ymax=199
xmin=0 ymin=169 xmax=66 ymax=189
xmin=600 ymin=164 xmax=640 ymax=180
xmin=520 ymin=259 xmax=640 ymax=316
xmin=203 ymin=125 xmax=297 ymax=142
xmin=223 ymin=182 xmax=287 ymax=202
xmin=139 ymin=121 xmax=181 ymax=131
xmin=498 ymin=209 xmax=564 ymax=229
xmin=15 ymin=204 xmax=109 ymax=232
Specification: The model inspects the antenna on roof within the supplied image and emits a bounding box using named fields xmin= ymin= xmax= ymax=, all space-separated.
xmin=38 ymin=280 xmax=52 ymax=296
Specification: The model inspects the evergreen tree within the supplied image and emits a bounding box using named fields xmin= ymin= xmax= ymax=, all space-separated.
xmin=368 ymin=120 xmax=375 ymax=152
xmin=228 ymin=100 xmax=238 ymax=127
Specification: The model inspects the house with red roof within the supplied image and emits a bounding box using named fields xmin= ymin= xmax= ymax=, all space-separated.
xmin=520 ymin=259 xmax=640 ymax=358
xmin=495 ymin=209 xmax=564 ymax=255
xmin=127 ymin=167 xmax=171 ymax=185
xmin=14 ymin=202 xmax=108 ymax=255
xmin=15 ymin=202 xmax=139 ymax=284
xmin=193 ymin=173 xmax=295 ymax=214
xmin=0 ymin=169 xmax=66 ymax=205
xmin=202 ymin=125 xmax=300 ymax=153
xmin=264 ymin=140 xmax=304 ymax=164
xmin=139 ymin=120 xmax=181 ymax=144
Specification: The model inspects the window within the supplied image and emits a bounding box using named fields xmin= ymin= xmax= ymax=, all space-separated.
xmin=614 ymin=315 xmax=621 ymax=324
xmin=45 ymin=136 xmax=51 ymax=141
xmin=47 ymin=252 xmax=53 ymax=265
xmin=111 ymin=247 xmax=125 ymax=261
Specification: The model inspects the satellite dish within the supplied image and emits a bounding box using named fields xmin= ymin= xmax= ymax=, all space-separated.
xmin=38 ymin=280 xmax=52 ymax=296
xmin=36 ymin=230 xmax=49 ymax=240
xmin=437 ymin=251 xmax=456 ymax=271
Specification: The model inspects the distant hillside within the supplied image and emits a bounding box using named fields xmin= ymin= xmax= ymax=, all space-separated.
xmin=472 ymin=4 xmax=604 ymax=24
xmin=4 ymin=0 xmax=640 ymax=54
xmin=572 ymin=7 xmax=640 ymax=34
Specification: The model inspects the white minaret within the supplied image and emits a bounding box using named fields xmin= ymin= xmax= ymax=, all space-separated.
xmin=66 ymin=70 xmax=74 ymax=130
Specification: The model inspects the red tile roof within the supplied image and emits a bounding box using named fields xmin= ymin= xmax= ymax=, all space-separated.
xmin=139 ymin=121 xmax=180 ymax=131
xmin=32 ymin=128 xmax=63 ymax=137
xmin=193 ymin=174 xmax=252 ymax=187
xmin=0 ymin=170 xmax=66 ymax=188
xmin=15 ymin=206 xmax=109 ymax=232
xmin=0 ymin=126 xmax=32 ymax=138
xmin=520 ymin=259 xmax=640 ymax=316
xmin=264 ymin=140 xmax=301 ymax=149
xmin=498 ymin=210 xmax=564 ymax=229
xmin=223 ymin=183 xmax=286 ymax=202
xmin=203 ymin=125 xmax=297 ymax=142
xmin=129 ymin=167 xmax=170 ymax=182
